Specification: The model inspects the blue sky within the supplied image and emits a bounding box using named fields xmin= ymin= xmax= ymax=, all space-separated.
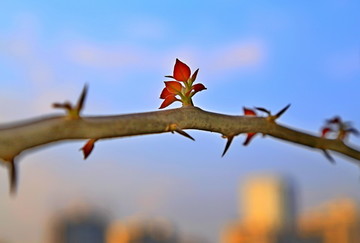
xmin=0 ymin=0 xmax=360 ymax=242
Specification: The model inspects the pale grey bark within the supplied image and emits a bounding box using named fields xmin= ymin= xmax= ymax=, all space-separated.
xmin=0 ymin=106 xmax=359 ymax=163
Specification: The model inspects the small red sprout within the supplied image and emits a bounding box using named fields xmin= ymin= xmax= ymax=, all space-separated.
xmin=321 ymin=127 xmax=333 ymax=138
xmin=159 ymin=59 xmax=206 ymax=109
xmin=321 ymin=116 xmax=359 ymax=140
xmin=80 ymin=139 xmax=98 ymax=159
xmin=243 ymin=107 xmax=258 ymax=146
xmin=243 ymin=107 xmax=257 ymax=116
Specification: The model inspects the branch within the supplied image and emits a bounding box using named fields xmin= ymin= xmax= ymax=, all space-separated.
xmin=1 ymin=106 xmax=360 ymax=194
xmin=1 ymin=107 xmax=359 ymax=162
xmin=2 ymin=59 xmax=359 ymax=195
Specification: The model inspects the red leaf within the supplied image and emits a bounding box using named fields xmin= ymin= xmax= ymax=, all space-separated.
xmin=160 ymin=87 xmax=172 ymax=99
xmin=173 ymin=59 xmax=191 ymax=81
xmin=80 ymin=139 xmax=97 ymax=159
xmin=243 ymin=107 xmax=257 ymax=116
xmin=321 ymin=127 xmax=332 ymax=137
xmin=159 ymin=95 xmax=179 ymax=109
xmin=192 ymin=83 xmax=206 ymax=93
xmin=164 ymin=81 xmax=183 ymax=93
xmin=190 ymin=68 xmax=199 ymax=82
xmin=243 ymin=133 xmax=256 ymax=146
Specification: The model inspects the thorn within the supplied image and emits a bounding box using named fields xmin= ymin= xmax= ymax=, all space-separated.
xmin=222 ymin=136 xmax=234 ymax=157
xmin=52 ymin=102 xmax=72 ymax=111
xmin=75 ymin=84 xmax=88 ymax=114
xmin=166 ymin=124 xmax=195 ymax=141
xmin=52 ymin=85 xmax=88 ymax=119
xmin=8 ymin=159 xmax=18 ymax=195
xmin=255 ymin=107 xmax=271 ymax=115
xmin=275 ymin=104 xmax=291 ymax=118
xmin=347 ymin=128 xmax=360 ymax=136
xmin=174 ymin=128 xmax=195 ymax=141
xmin=322 ymin=149 xmax=335 ymax=164
xmin=243 ymin=133 xmax=257 ymax=146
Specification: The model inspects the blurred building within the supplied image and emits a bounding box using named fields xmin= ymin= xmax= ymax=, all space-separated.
xmin=221 ymin=175 xmax=360 ymax=243
xmin=221 ymin=175 xmax=298 ymax=243
xmin=48 ymin=204 xmax=108 ymax=243
xmin=241 ymin=176 xmax=297 ymax=233
xmin=45 ymin=175 xmax=360 ymax=243
xmin=48 ymin=205 xmax=204 ymax=243
xmin=298 ymin=199 xmax=360 ymax=243
xmin=106 ymin=217 xmax=180 ymax=243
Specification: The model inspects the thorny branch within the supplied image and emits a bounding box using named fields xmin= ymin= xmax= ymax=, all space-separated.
xmin=0 ymin=106 xmax=359 ymax=194
xmin=0 ymin=59 xmax=359 ymax=194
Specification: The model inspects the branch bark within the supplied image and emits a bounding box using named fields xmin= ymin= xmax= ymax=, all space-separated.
xmin=1 ymin=106 xmax=359 ymax=163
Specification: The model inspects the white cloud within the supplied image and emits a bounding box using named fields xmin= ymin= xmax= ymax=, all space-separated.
xmin=209 ymin=40 xmax=266 ymax=72
xmin=65 ymin=39 xmax=266 ymax=74
xmin=66 ymin=42 xmax=142 ymax=69
xmin=123 ymin=16 xmax=169 ymax=40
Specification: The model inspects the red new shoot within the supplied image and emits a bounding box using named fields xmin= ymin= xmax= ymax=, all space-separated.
xmin=159 ymin=59 xmax=206 ymax=109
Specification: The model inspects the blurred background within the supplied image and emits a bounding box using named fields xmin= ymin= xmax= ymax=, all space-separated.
xmin=0 ymin=0 xmax=360 ymax=242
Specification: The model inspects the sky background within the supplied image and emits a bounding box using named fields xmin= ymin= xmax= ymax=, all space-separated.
xmin=0 ymin=0 xmax=360 ymax=242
